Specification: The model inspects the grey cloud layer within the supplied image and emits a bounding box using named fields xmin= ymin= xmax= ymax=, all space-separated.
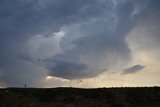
xmin=45 ymin=0 xmax=134 ymax=79
xmin=0 ymin=0 xmax=159 ymax=86
xmin=129 ymin=0 xmax=160 ymax=51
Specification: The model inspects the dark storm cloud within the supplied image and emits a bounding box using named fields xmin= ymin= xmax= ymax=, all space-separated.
xmin=123 ymin=65 xmax=145 ymax=74
xmin=0 ymin=0 xmax=111 ymax=56
xmin=0 ymin=0 xmax=159 ymax=86
xmin=0 ymin=0 xmax=112 ymax=86
xmin=46 ymin=0 xmax=134 ymax=79
xmin=47 ymin=60 xmax=88 ymax=79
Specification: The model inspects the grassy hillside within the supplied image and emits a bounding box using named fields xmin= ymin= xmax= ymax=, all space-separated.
xmin=0 ymin=87 xmax=160 ymax=107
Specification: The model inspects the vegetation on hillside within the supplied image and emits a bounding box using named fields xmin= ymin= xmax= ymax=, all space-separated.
xmin=0 ymin=87 xmax=159 ymax=107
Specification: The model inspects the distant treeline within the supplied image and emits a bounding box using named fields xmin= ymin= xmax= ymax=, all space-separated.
xmin=0 ymin=87 xmax=160 ymax=107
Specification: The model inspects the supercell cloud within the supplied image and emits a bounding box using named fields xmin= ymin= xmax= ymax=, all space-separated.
xmin=0 ymin=0 xmax=160 ymax=87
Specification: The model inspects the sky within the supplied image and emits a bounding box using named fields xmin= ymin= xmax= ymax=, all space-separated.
xmin=0 ymin=0 xmax=160 ymax=88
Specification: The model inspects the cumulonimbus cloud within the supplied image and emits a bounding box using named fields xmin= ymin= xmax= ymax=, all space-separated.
xmin=0 ymin=0 xmax=159 ymax=87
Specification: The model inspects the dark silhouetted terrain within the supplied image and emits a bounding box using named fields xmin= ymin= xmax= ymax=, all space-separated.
xmin=0 ymin=87 xmax=160 ymax=107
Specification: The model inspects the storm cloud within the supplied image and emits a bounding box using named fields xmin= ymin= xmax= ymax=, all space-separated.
xmin=0 ymin=0 xmax=160 ymax=87
xmin=45 ymin=0 xmax=134 ymax=79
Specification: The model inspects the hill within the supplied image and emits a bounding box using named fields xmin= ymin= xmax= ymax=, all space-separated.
xmin=0 ymin=87 xmax=160 ymax=107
